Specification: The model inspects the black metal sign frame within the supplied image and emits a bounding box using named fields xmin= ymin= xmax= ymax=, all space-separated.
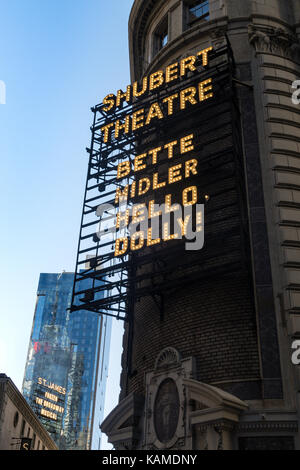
xmin=70 ymin=44 xmax=249 ymax=323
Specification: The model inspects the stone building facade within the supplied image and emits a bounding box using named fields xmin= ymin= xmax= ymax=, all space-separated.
xmin=0 ymin=374 xmax=57 ymax=450
xmin=102 ymin=0 xmax=300 ymax=450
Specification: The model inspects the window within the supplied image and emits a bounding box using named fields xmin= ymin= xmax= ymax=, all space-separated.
xmin=160 ymin=31 xmax=168 ymax=49
xmin=20 ymin=419 xmax=26 ymax=437
xmin=188 ymin=0 xmax=209 ymax=22
xmin=153 ymin=15 xmax=168 ymax=57
xmin=13 ymin=411 xmax=19 ymax=428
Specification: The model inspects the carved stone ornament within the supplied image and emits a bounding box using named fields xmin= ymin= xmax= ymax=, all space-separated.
xmin=248 ymin=24 xmax=300 ymax=62
xmin=209 ymin=27 xmax=228 ymax=49
xmin=153 ymin=378 xmax=180 ymax=444
xmin=154 ymin=347 xmax=181 ymax=370
xmin=237 ymin=421 xmax=298 ymax=434
xmin=144 ymin=349 xmax=195 ymax=450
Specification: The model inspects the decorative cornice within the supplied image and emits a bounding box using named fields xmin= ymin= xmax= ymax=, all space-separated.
xmin=196 ymin=418 xmax=236 ymax=433
xmin=184 ymin=379 xmax=248 ymax=412
xmin=237 ymin=420 xmax=298 ymax=434
xmin=248 ymin=24 xmax=300 ymax=62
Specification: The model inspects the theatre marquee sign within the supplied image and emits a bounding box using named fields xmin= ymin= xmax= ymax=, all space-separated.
xmin=100 ymin=47 xmax=213 ymax=142
xmin=70 ymin=44 xmax=235 ymax=320
xmin=96 ymin=47 xmax=215 ymax=257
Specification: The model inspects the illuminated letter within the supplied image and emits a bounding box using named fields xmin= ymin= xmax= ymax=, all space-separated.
xmin=115 ymin=185 xmax=129 ymax=204
xmin=149 ymin=71 xmax=164 ymax=91
xmin=114 ymin=116 xmax=130 ymax=139
xmin=180 ymin=87 xmax=197 ymax=110
xmin=116 ymin=210 xmax=130 ymax=229
xmin=147 ymin=228 xmax=160 ymax=246
xmin=196 ymin=209 xmax=203 ymax=232
xmin=148 ymin=146 xmax=162 ymax=165
xmin=133 ymin=77 xmax=148 ymax=97
xmin=197 ymin=47 xmax=213 ymax=66
xmin=177 ymin=215 xmax=191 ymax=236
xmin=114 ymin=237 xmax=128 ymax=257
xmin=163 ymin=93 xmax=178 ymax=116
xmin=130 ymin=181 xmax=136 ymax=198
xmin=164 ymin=140 xmax=177 ymax=159
xmin=130 ymin=231 xmax=144 ymax=251
xmin=199 ymin=78 xmax=213 ymax=101
xmin=132 ymin=204 xmax=147 ymax=224
xmin=185 ymin=159 xmax=198 ymax=178
xmin=138 ymin=178 xmax=151 ymax=196
xmin=134 ymin=153 xmax=147 ymax=172
xmin=168 ymin=164 xmax=182 ymax=184
xmin=183 ymin=186 xmax=197 ymax=206
xmin=117 ymin=161 xmax=131 ymax=179
xmin=166 ymin=62 xmax=179 ymax=83
xmin=148 ymin=200 xmax=162 ymax=218
xmin=165 ymin=194 xmax=180 ymax=213
xmin=132 ymin=108 xmax=145 ymax=131
xmin=101 ymin=122 xmax=114 ymax=143
xmin=180 ymin=56 xmax=197 ymax=77
xmin=116 ymin=85 xmax=132 ymax=107
xmin=180 ymin=134 xmax=194 ymax=154
xmin=163 ymin=222 xmax=179 ymax=241
xmin=102 ymin=94 xmax=115 ymax=112
xmin=153 ymin=173 xmax=166 ymax=190
xmin=145 ymin=102 xmax=164 ymax=125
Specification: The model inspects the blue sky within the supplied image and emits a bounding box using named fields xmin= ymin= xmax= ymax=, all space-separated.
xmin=0 ymin=0 xmax=133 ymax=449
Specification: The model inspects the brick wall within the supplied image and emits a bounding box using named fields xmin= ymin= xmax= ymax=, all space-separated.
xmin=124 ymin=273 xmax=261 ymax=400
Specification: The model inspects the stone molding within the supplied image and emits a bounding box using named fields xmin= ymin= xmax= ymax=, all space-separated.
xmin=143 ymin=353 xmax=195 ymax=450
xmin=154 ymin=347 xmax=181 ymax=370
xmin=101 ymin=392 xmax=145 ymax=450
xmin=237 ymin=420 xmax=298 ymax=434
xmin=248 ymin=23 xmax=300 ymax=62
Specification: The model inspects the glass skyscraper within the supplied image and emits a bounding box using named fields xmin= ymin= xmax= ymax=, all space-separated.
xmin=22 ymin=271 xmax=112 ymax=450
